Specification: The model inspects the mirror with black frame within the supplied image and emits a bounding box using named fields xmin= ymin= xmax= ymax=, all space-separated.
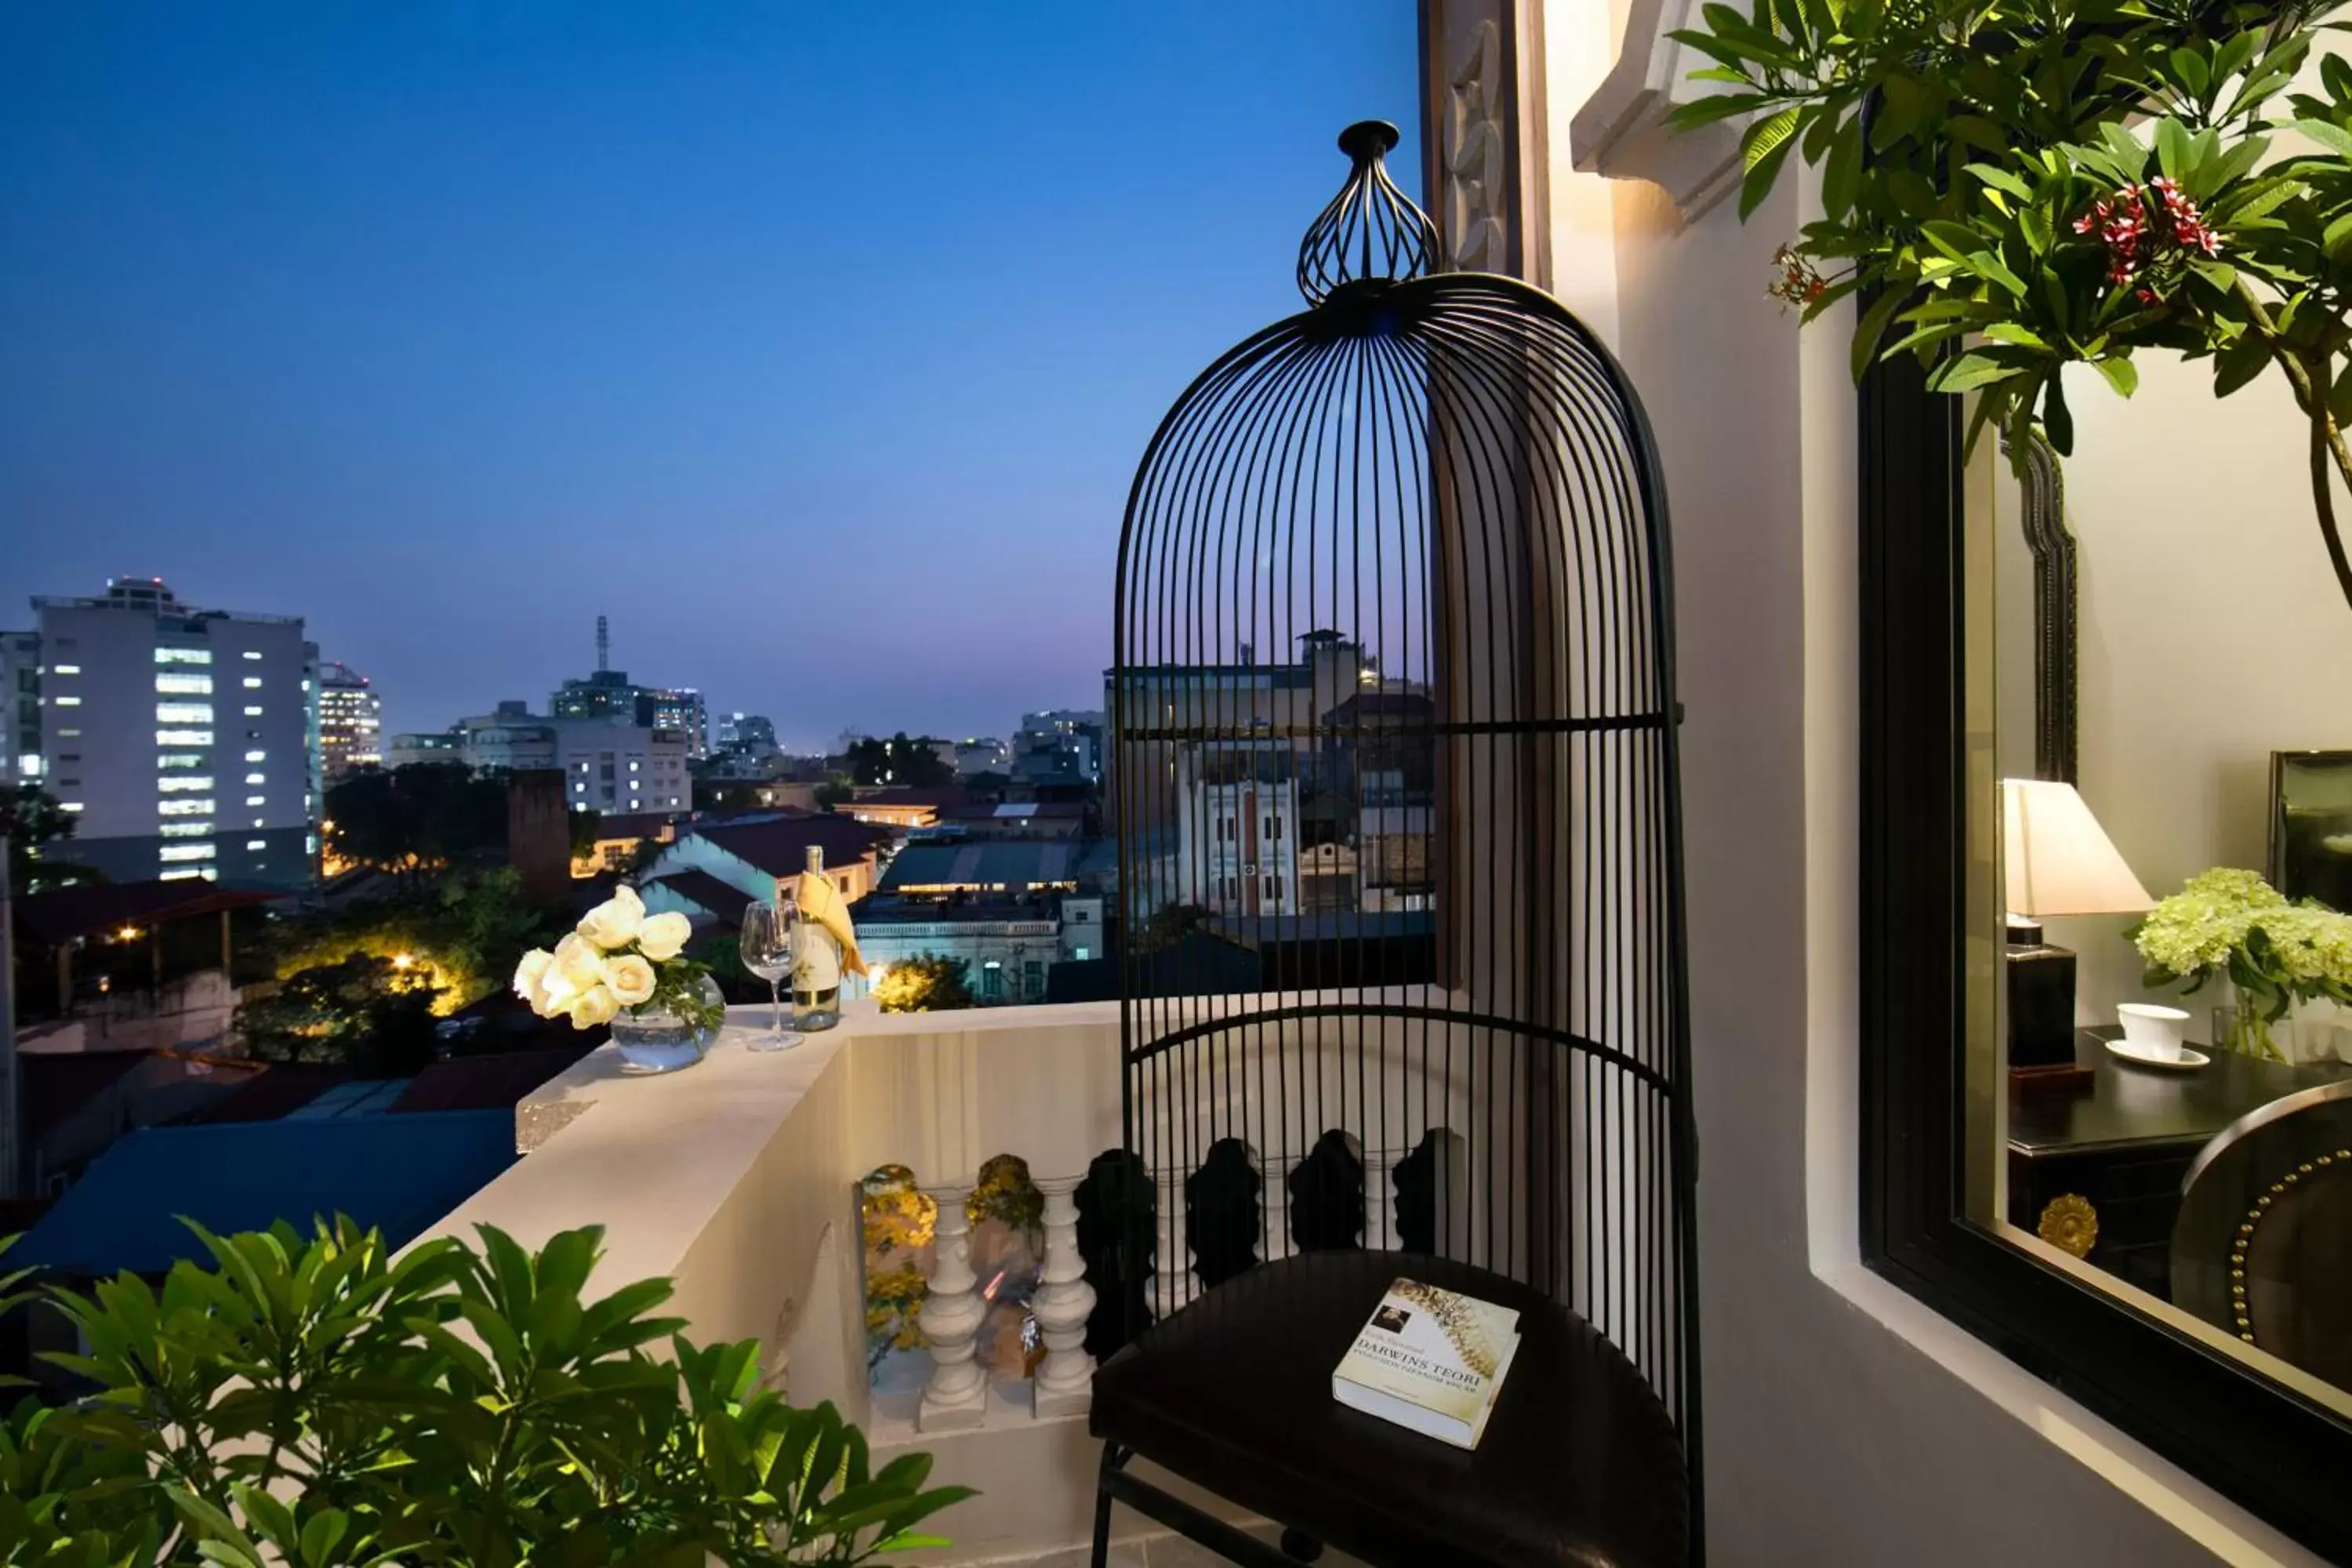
xmin=1964 ymin=340 xmax=2352 ymax=1413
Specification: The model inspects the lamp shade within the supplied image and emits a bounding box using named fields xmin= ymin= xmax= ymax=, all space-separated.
xmin=2002 ymin=778 xmax=2154 ymax=917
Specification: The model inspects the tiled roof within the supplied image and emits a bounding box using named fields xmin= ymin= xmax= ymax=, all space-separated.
xmin=644 ymin=869 xmax=754 ymax=926
xmin=942 ymin=800 xmax=1085 ymax=821
xmin=392 ymin=1048 xmax=585 ymax=1114
xmin=13 ymin=880 xmax=288 ymax=946
xmin=687 ymin=815 xmax=889 ymax=879
xmin=9 ymin=1111 xmax=517 ymax=1276
xmin=843 ymin=787 xmax=968 ymax=809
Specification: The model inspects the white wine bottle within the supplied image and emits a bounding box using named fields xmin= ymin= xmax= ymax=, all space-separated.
xmin=793 ymin=844 xmax=844 ymax=1031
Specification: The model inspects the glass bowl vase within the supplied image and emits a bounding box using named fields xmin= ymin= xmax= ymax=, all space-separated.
xmin=610 ymin=973 xmax=727 ymax=1074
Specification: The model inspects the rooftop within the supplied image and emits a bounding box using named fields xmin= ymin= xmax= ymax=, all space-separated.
xmin=876 ymin=840 xmax=1082 ymax=894
xmin=643 ymin=868 xmax=755 ymax=927
xmin=12 ymin=879 xmax=289 ymax=947
xmin=684 ymin=814 xmax=891 ymax=879
xmin=11 ymin=1111 xmax=517 ymax=1276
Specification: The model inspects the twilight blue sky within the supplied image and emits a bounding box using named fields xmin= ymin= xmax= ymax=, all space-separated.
xmin=0 ymin=3 xmax=1420 ymax=750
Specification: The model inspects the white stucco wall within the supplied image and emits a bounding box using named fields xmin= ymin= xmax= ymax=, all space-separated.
xmin=1558 ymin=13 xmax=2326 ymax=1561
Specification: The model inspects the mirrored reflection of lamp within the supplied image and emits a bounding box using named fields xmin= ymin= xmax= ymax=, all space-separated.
xmin=2003 ymin=779 xmax=2155 ymax=1077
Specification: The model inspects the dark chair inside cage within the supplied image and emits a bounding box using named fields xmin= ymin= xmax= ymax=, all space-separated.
xmin=1083 ymin=122 xmax=1700 ymax=1568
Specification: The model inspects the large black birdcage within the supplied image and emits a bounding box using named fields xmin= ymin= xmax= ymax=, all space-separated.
xmin=1088 ymin=122 xmax=1699 ymax=1567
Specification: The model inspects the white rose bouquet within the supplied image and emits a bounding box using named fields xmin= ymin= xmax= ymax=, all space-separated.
xmin=2132 ymin=867 xmax=2352 ymax=1059
xmin=512 ymin=885 xmax=723 ymax=1034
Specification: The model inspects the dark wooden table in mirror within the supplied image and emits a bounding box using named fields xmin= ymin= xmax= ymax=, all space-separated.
xmin=2006 ymin=1027 xmax=2352 ymax=1298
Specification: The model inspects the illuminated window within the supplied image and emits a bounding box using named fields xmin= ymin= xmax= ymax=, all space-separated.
xmin=245 ymin=839 xmax=267 ymax=851
xmin=156 ymin=730 xmax=215 ymax=746
xmin=158 ymin=752 xmax=206 ymax=769
xmin=56 ymin=728 xmax=79 ymax=739
xmin=53 ymin=695 xmax=81 ymax=707
xmin=58 ymin=801 xmax=82 ymax=813
xmin=242 ymin=677 xmax=262 ymax=689
xmin=1073 ymin=946 xmax=1091 ymax=961
xmin=243 ymin=706 xmax=263 ymax=717
xmin=630 ymin=760 xmax=641 ymax=772
xmin=245 ymin=773 xmax=265 ymax=785
xmin=159 ymin=843 xmax=216 ymax=862
xmin=155 ymin=673 xmax=212 ymax=695
xmin=241 ymin=651 xmax=261 ymax=661
xmin=245 ymin=795 xmax=266 ymax=808
xmin=244 ymin=750 xmax=267 ymax=762
xmin=51 ymin=663 xmax=80 ymax=675
xmin=158 ymin=799 xmax=216 ymax=816
xmin=159 ymin=867 xmax=201 ymax=882
xmin=155 ymin=702 xmax=213 ymax=723
xmin=158 ymin=777 xmax=215 ymax=793
xmin=155 ymin=648 xmax=212 ymax=666
xmin=161 ymin=822 xmax=215 ymax=839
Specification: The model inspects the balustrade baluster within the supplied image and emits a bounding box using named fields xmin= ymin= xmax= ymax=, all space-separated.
xmin=916 ymin=1181 xmax=988 ymax=1432
xmin=1029 ymin=1175 xmax=1098 ymax=1417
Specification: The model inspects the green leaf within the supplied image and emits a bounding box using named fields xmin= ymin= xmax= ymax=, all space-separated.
xmin=1966 ymin=165 xmax=2034 ymax=202
xmin=2169 ymin=48 xmax=2210 ymax=102
xmin=2295 ymin=118 xmax=2352 ymax=162
xmin=2091 ymin=357 xmax=2138 ymax=398
xmin=2043 ymin=372 xmax=2074 ymax=455
xmin=1984 ymin=323 xmax=2052 ymax=352
xmin=1926 ymin=353 xmax=2022 ymax=395
xmin=1739 ymin=132 xmax=1798 ymax=220
xmin=1822 ymin=118 xmax=1863 ymax=218
xmin=2156 ymin=118 xmax=2192 ymax=183
xmin=2214 ymin=332 xmax=2273 ymax=397
xmin=1740 ymin=105 xmax=1801 ymax=174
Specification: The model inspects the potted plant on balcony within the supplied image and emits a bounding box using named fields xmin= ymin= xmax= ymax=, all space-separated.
xmin=1671 ymin=0 xmax=2352 ymax=612
xmin=0 ymin=1220 xmax=971 ymax=1564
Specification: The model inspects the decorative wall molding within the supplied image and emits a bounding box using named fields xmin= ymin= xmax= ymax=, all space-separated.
xmin=1445 ymin=19 xmax=1510 ymax=272
xmin=1568 ymin=0 xmax=1743 ymax=223
xmin=1421 ymin=0 xmax=1548 ymax=285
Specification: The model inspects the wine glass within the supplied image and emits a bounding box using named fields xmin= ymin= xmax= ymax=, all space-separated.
xmin=739 ymin=900 xmax=803 ymax=1051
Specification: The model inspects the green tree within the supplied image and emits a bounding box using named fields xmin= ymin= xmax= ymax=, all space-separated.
xmin=1 ymin=783 xmax=104 ymax=894
xmin=871 ymin=953 xmax=975 ymax=1012
xmin=324 ymin=763 xmax=507 ymax=885
xmin=1674 ymin=0 xmax=2352 ymax=608
xmin=569 ymin=806 xmax=601 ymax=862
xmin=232 ymin=953 xmax=442 ymax=1073
xmin=263 ymin=866 xmax=554 ymax=1014
xmin=0 ymin=1221 xmax=972 ymax=1563
xmin=846 ymin=734 xmax=953 ymax=789
xmin=814 ymin=777 xmax=855 ymax=810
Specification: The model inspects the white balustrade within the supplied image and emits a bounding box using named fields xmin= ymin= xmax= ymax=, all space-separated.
xmin=916 ymin=1181 xmax=989 ymax=1432
xmin=1029 ymin=1175 xmax=1098 ymax=1418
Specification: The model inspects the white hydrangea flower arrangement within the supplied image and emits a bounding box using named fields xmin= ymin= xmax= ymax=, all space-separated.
xmin=512 ymin=884 xmax=723 ymax=1034
xmin=2132 ymin=867 xmax=2352 ymax=1059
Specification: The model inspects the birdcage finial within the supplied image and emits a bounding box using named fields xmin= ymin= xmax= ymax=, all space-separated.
xmin=1296 ymin=120 xmax=1439 ymax=305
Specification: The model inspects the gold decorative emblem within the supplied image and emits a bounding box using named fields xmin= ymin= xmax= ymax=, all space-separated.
xmin=2038 ymin=1193 xmax=2099 ymax=1258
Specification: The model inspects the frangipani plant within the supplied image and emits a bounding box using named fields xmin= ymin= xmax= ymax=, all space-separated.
xmin=1671 ymin=0 xmax=2352 ymax=612
xmin=0 ymin=1221 xmax=971 ymax=1565
xmin=514 ymin=884 xmax=721 ymax=1035
xmin=2131 ymin=866 xmax=2352 ymax=1056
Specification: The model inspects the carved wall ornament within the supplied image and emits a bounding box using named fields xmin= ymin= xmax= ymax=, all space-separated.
xmin=1444 ymin=17 xmax=1508 ymax=272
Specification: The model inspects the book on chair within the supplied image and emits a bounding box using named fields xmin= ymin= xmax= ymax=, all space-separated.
xmin=1331 ymin=1277 xmax=1523 ymax=1450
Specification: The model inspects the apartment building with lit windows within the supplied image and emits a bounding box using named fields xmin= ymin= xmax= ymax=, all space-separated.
xmin=33 ymin=576 xmax=320 ymax=889
xmin=1 ymin=629 xmax=40 ymax=786
xmin=315 ymin=660 xmax=383 ymax=782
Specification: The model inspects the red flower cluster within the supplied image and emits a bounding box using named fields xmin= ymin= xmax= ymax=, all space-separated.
xmin=1766 ymin=242 xmax=1830 ymax=313
xmin=2072 ymin=177 xmax=2219 ymax=306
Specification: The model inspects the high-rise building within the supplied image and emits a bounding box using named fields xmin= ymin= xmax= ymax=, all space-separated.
xmin=315 ymin=660 xmax=382 ymax=782
xmin=715 ymin=713 xmax=777 ymax=751
xmin=32 ymin=576 xmax=319 ymax=889
xmin=386 ymin=702 xmax=691 ymax=814
xmin=1 ymin=629 xmax=41 ymax=786
xmin=547 ymin=619 xmax=708 ymax=757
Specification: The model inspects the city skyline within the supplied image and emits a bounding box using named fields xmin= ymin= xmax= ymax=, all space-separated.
xmin=0 ymin=3 xmax=1419 ymax=748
